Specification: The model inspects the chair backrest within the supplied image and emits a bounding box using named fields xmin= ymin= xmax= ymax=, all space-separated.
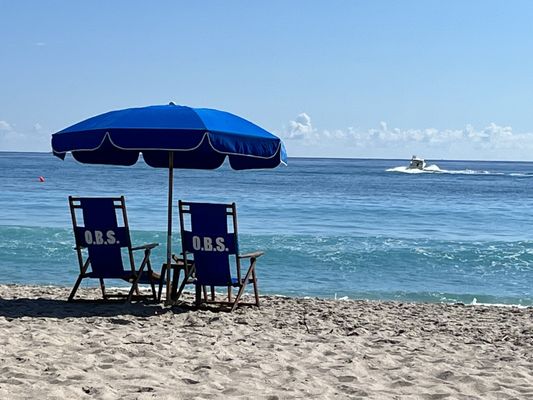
xmin=179 ymin=201 xmax=239 ymax=286
xmin=69 ymin=196 xmax=133 ymax=278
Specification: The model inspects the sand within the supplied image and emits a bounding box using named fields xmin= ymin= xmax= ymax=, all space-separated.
xmin=0 ymin=285 xmax=532 ymax=399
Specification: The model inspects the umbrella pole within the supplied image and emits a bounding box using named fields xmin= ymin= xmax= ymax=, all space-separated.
xmin=165 ymin=151 xmax=174 ymax=304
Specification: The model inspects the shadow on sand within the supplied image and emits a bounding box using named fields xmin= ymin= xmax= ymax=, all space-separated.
xmin=0 ymin=297 xmax=191 ymax=319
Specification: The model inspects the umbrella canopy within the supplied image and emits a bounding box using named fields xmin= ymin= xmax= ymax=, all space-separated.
xmin=51 ymin=103 xmax=287 ymax=303
xmin=52 ymin=103 xmax=287 ymax=169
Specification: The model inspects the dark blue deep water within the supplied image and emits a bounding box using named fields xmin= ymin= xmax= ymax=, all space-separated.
xmin=1 ymin=152 xmax=532 ymax=305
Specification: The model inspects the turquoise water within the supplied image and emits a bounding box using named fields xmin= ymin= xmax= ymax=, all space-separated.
xmin=1 ymin=152 xmax=532 ymax=305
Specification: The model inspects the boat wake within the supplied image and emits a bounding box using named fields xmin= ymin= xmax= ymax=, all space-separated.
xmin=386 ymin=164 xmax=492 ymax=175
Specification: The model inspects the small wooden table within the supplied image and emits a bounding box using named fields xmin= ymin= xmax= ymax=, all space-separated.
xmin=160 ymin=258 xmax=195 ymax=302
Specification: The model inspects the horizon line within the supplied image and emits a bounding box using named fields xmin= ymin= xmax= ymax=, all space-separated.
xmin=1 ymin=150 xmax=532 ymax=164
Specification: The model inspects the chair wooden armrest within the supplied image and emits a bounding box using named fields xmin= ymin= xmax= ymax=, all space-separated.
xmin=172 ymin=253 xmax=193 ymax=264
xmin=238 ymin=251 xmax=264 ymax=259
xmin=150 ymin=271 xmax=163 ymax=282
xmin=131 ymin=243 xmax=159 ymax=251
xmin=160 ymin=254 xmax=193 ymax=275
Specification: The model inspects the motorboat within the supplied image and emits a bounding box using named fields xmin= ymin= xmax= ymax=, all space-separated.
xmin=407 ymin=155 xmax=426 ymax=170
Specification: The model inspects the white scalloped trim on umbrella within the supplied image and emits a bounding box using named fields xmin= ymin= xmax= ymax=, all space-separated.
xmin=53 ymin=130 xmax=285 ymax=163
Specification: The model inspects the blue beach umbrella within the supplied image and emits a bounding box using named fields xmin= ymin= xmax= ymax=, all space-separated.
xmin=51 ymin=103 xmax=287 ymax=302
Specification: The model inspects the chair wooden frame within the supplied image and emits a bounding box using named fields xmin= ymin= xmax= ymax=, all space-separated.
xmin=68 ymin=196 xmax=161 ymax=302
xmin=175 ymin=201 xmax=263 ymax=312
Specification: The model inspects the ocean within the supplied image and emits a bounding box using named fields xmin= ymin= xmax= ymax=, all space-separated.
xmin=1 ymin=151 xmax=532 ymax=306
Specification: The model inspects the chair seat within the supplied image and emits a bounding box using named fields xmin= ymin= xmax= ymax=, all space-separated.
xmin=84 ymin=270 xmax=162 ymax=284
xmin=137 ymin=271 xmax=164 ymax=285
xmin=231 ymin=277 xmax=255 ymax=287
xmin=195 ymin=277 xmax=255 ymax=287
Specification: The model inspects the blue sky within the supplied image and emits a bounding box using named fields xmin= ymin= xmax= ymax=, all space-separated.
xmin=2 ymin=1 xmax=533 ymax=160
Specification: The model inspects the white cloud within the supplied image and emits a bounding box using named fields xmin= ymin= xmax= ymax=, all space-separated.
xmin=0 ymin=120 xmax=13 ymax=132
xmin=281 ymin=114 xmax=533 ymax=161
xmin=285 ymin=113 xmax=316 ymax=140
xmin=0 ymin=120 xmax=49 ymax=152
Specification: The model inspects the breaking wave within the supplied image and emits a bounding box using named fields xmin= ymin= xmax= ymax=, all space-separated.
xmin=387 ymin=164 xmax=495 ymax=175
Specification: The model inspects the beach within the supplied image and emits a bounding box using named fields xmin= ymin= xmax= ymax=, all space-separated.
xmin=4 ymin=2 xmax=533 ymax=399
xmin=0 ymin=285 xmax=531 ymax=399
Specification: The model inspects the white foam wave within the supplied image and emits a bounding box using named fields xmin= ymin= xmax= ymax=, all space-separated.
xmin=509 ymin=173 xmax=533 ymax=177
xmin=386 ymin=164 xmax=494 ymax=175
xmin=468 ymin=297 xmax=530 ymax=309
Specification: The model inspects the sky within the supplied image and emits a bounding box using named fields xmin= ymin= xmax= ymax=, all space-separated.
xmin=1 ymin=1 xmax=533 ymax=160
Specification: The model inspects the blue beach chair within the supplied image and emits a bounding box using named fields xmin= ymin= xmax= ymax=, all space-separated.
xmin=68 ymin=196 xmax=160 ymax=302
xmin=174 ymin=201 xmax=263 ymax=311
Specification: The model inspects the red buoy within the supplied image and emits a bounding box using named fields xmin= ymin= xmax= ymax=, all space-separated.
xmin=38 ymin=176 xmax=45 ymax=182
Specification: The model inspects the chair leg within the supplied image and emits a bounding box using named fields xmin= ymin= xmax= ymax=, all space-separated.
xmin=99 ymin=278 xmax=107 ymax=299
xmin=252 ymin=267 xmax=260 ymax=307
xmin=231 ymin=283 xmax=247 ymax=312
xmin=195 ymin=284 xmax=202 ymax=308
xmin=68 ymin=275 xmax=84 ymax=302
xmin=130 ymin=250 xmax=158 ymax=302
xmin=127 ymin=258 xmax=148 ymax=302
xmin=202 ymin=286 xmax=208 ymax=301
xmin=127 ymin=277 xmax=142 ymax=302
xmin=227 ymin=286 xmax=232 ymax=302
xmin=146 ymin=258 xmax=157 ymax=302
xmin=231 ymin=263 xmax=255 ymax=312
xmin=175 ymin=267 xmax=194 ymax=302
xmin=171 ymin=266 xmax=182 ymax=301
xmin=158 ymin=264 xmax=167 ymax=302
xmin=210 ymin=286 xmax=215 ymax=301
xmin=171 ymin=268 xmax=182 ymax=301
